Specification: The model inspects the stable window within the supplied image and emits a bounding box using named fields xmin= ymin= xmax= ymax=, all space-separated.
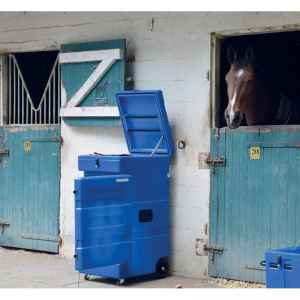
xmin=6 ymin=50 xmax=60 ymax=125
xmin=211 ymin=30 xmax=300 ymax=128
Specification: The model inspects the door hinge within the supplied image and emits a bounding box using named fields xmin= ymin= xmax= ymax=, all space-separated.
xmin=206 ymin=155 xmax=225 ymax=174
xmin=0 ymin=149 xmax=9 ymax=156
xmin=0 ymin=219 xmax=9 ymax=234
xmin=204 ymin=244 xmax=224 ymax=253
xmin=205 ymin=244 xmax=224 ymax=263
xmin=206 ymin=156 xmax=225 ymax=167
xmin=206 ymin=70 xmax=210 ymax=81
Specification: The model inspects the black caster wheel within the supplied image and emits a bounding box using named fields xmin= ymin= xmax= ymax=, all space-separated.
xmin=84 ymin=274 xmax=91 ymax=281
xmin=117 ymin=278 xmax=126 ymax=285
xmin=155 ymin=258 xmax=169 ymax=278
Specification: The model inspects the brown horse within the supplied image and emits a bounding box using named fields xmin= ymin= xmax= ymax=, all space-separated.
xmin=224 ymin=47 xmax=290 ymax=129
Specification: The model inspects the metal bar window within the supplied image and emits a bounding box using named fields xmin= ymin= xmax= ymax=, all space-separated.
xmin=7 ymin=54 xmax=60 ymax=125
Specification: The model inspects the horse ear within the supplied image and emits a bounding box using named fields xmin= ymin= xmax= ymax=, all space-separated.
xmin=227 ymin=46 xmax=237 ymax=64
xmin=244 ymin=47 xmax=254 ymax=63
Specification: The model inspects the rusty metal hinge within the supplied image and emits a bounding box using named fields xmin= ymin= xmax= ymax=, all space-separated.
xmin=0 ymin=219 xmax=9 ymax=234
xmin=206 ymin=155 xmax=225 ymax=175
xmin=0 ymin=149 xmax=9 ymax=156
xmin=205 ymin=244 xmax=224 ymax=263
xmin=204 ymin=244 xmax=224 ymax=253
xmin=206 ymin=156 xmax=225 ymax=167
xmin=206 ymin=155 xmax=225 ymax=174
xmin=215 ymin=127 xmax=221 ymax=140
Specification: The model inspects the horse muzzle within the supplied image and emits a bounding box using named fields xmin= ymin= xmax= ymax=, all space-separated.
xmin=225 ymin=110 xmax=243 ymax=129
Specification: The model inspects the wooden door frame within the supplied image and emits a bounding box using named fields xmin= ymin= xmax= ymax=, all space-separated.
xmin=0 ymin=55 xmax=8 ymax=126
xmin=209 ymin=23 xmax=300 ymax=129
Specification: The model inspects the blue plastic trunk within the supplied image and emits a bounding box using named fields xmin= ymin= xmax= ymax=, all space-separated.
xmin=74 ymin=90 xmax=174 ymax=281
xmin=266 ymin=247 xmax=300 ymax=288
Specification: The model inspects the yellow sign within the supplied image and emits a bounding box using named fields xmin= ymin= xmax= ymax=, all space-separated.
xmin=24 ymin=141 xmax=32 ymax=153
xmin=249 ymin=146 xmax=261 ymax=160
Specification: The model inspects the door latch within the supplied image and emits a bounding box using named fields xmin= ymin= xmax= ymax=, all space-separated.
xmin=0 ymin=219 xmax=9 ymax=234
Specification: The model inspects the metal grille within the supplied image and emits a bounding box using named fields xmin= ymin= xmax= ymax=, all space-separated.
xmin=7 ymin=54 xmax=60 ymax=125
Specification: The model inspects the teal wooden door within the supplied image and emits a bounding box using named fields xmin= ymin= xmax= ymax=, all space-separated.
xmin=0 ymin=52 xmax=61 ymax=253
xmin=0 ymin=126 xmax=60 ymax=253
xmin=209 ymin=126 xmax=300 ymax=283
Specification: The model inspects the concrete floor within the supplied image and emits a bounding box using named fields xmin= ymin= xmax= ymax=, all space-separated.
xmin=0 ymin=247 xmax=218 ymax=288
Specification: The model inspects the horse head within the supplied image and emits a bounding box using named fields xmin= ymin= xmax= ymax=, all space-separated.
xmin=225 ymin=47 xmax=256 ymax=129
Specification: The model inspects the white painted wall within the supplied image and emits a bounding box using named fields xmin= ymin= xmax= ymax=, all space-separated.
xmin=1 ymin=12 xmax=300 ymax=277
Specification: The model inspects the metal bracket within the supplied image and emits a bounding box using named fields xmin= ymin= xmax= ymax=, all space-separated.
xmin=206 ymin=155 xmax=225 ymax=174
xmin=0 ymin=149 xmax=9 ymax=156
xmin=204 ymin=244 xmax=224 ymax=263
xmin=204 ymin=244 xmax=224 ymax=253
xmin=215 ymin=128 xmax=221 ymax=140
xmin=206 ymin=156 xmax=225 ymax=167
xmin=0 ymin=219 xmax=9 ymax=234
xmin=246 ymin=264 xmax=265 ymax=271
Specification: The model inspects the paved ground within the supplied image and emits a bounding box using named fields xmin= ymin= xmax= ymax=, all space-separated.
xmin=0 ymin=247 xmax=218 ymax=288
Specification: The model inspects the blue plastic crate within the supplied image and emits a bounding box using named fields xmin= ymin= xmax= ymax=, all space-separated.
xmin=265 ymin=246 xmax=300 ymax=288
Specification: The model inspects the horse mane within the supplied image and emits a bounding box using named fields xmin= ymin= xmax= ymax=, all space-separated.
xmin=231 ymin=58 xmax=253 ymax=69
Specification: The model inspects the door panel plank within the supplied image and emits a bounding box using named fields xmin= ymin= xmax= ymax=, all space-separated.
xmin=209 ymin=127 xmax=300 ymax=283
xmin=0 ymin=126 xmax=60 ymax=253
